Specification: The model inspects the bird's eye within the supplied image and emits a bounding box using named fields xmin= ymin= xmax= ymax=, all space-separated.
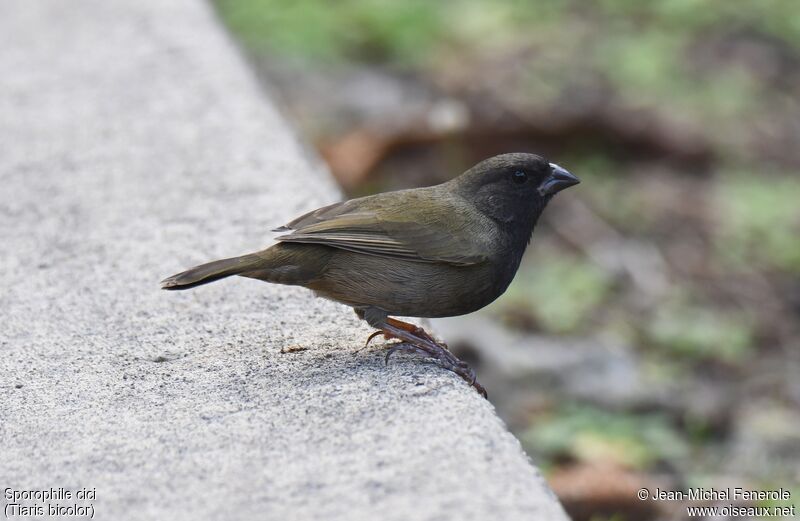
xmin=512 ymin=170 xmax=528 ymax=184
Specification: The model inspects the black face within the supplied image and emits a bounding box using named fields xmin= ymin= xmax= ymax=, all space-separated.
xmin=453 ymin=153 xmax=580 ymax=225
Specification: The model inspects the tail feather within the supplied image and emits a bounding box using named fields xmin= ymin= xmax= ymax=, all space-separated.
xmin=160 ymin=253 xmax=263 ymax=290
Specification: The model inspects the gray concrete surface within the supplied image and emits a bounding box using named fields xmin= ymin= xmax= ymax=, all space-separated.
xmin=0 ymin=1 xmax=568 ymax=519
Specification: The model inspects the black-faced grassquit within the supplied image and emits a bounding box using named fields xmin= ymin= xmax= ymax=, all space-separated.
xmin=162 ymin=153 xmax=579 ymax=397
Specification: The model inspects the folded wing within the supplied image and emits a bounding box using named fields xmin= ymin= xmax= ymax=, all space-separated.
xmin=274 ymin=190 xmax=490 ymax=266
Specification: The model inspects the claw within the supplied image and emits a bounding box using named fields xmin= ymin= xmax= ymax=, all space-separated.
xmin=365 ymin=330 xmax=384 ymax=348
xmin=465 ymin=368 xmax=476 ymax=385
xmin=385 ymin=342 xmax=404 ymax=365
xmin=384 ymin=346 xmax=396 ymax=366
xmin=354 ymin=330 xmax=386 ymax=353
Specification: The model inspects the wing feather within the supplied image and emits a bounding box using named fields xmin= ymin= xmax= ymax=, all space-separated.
xmin=274 ymin=190 xmax=491 ymax=266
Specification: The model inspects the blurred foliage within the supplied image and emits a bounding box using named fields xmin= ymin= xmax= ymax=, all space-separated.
xmin=567 ymin=161 xmax=658 ymax=234
xmin=499 ymin=253 xmax=614 ymax=333
xmin=522 ymin=403 xmax=688 ymax=469
xmin=646 ymin=299 xmax=754 ymax=362
xmin=715 ymin=173 xmax=800 ymax=273
xmin=215 ymin=0 xmax=442 ymax=63
xmin=216 ymin=0 xmax=800 ymax=141
xmin=216 ymin=0 xmax=800 ymax=63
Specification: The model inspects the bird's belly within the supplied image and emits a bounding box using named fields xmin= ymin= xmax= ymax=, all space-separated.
xmin=306 ymin=251 xmax=506 ymax=318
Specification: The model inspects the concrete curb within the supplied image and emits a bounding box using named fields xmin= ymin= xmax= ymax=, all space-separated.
xmin=0 ymin=1 xmax=569 ymax=519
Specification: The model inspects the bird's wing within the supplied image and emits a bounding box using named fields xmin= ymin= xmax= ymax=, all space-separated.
xmin=273 ymin=190 xmax=491 ymax=266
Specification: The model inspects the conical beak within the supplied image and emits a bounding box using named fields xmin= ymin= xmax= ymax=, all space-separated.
xmin=538 ymin=163 xmax=580 ymax=196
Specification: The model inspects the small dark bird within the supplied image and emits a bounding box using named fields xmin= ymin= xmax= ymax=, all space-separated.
xmin=161 ymin=153 xmax=579 ymax=397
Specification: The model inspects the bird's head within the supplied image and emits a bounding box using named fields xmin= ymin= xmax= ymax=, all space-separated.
xmin=450 ymin=153 xmax=579 ymax=227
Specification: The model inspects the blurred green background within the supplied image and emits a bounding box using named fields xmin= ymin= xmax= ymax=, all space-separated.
xmin=213 ymin=1 xmax=799 ymax=519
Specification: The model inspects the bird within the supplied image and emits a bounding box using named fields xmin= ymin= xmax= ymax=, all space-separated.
xmin=161 ymin=153 xmax=579 ymax=397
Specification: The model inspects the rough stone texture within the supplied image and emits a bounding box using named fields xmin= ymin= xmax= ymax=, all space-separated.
xmin=0 ymin=1 xmax=568 ymax=520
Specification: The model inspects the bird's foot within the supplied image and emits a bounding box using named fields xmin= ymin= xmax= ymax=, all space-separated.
xmin=384 ymin=342 xmax=428 ymax=364
xmin=364 ymin=317 xmax=447 ymax=348
xmin=370 ymin=318 xmax=487 ymax=399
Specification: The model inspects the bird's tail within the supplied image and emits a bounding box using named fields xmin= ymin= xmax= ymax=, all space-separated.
xmin=160 ymin=253 xmax=264 ymax=290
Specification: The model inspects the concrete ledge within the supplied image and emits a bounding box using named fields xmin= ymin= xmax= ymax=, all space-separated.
xmin=0 ymin=1 xmax=568 ymax=519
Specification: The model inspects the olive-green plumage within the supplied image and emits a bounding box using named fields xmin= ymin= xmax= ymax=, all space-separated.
xmin=161 ymin=153 xmax=579 ymax=328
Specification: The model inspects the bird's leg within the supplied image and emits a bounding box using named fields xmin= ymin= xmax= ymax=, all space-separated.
xmin=377 ymin=320 xmax=487 ymax=399
xmin=363 ymin=317 xmax=442 ymax=348
xmin=385 ymin=317 xmax=443 ymax=345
